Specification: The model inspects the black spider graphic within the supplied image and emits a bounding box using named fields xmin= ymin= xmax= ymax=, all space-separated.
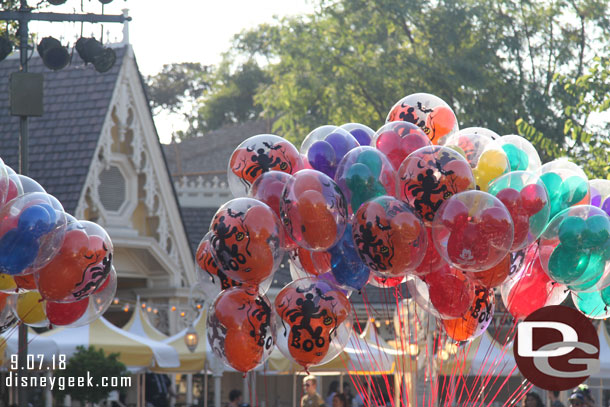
xmin=354 ymin=214 xmax=392 ymax=271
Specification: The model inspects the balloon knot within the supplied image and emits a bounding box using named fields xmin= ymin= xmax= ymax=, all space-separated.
xmin=551 ymin=281 xmax=556 ymax=285
xmin=305 ymin=368 xmax=310 ymax=375
xmin=48 ymin=324 xmax=53 ymax=330
xmin=564 ymin=289 xmax=569 ymax=293
xmin=38 ymin=298 xmax=44 ymax=303
xmin=358 ymin=291 xmax=362 ymax=295
xmin=242 ymin=373 xmax=246 ymax=379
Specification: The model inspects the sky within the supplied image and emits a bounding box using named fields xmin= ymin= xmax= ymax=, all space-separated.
xmin=30 ymin=0 xmax=316 ymax=142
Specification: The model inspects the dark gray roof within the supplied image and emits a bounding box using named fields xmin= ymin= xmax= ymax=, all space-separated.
xmin=180 ymin=206 xmax=218 ymax=253
xmin=0 ymin=46 xmax=126 ymax=214
xmin=163 ymin=119 xmax=272 ymax=178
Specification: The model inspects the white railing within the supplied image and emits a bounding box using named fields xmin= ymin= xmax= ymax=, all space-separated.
xmin=173 ymin=175 xmax=232 ymax=208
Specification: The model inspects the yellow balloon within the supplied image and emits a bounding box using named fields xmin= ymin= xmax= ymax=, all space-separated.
xmin=0 ymin=274 xmax=17 ymax=293
xmin=475 ymin=150 xmax=509 ymax=191
xmin=16 ymin=291 xmax=47 ymax=325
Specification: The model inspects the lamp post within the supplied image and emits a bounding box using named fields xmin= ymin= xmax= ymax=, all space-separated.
xmin=0 ymin=3 xmax=130 ymax=406
xmin=184 ymin=324 xmax=199 ymax=353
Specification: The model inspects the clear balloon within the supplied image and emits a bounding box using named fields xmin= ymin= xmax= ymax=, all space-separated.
xmin=539 ymin=158 xmax=590 ymax=220
xmin=207 ymin=286 xmax=276 ymax=373
xmin=227 ymin=134 xmax=301 ymax=197
xmin=386 ymin=93 xmax=459 ymax=144
xmin=334 ymin=147 xmax=396 ymax=213
xmin=500 ymin=246 xmax=568 ymax=320
xmin=424 ymin=266 xmax=474 ymax=319
xmin=398 ymin=145 xmax=474 ymax=225
xmin=14 ymin=174 xmax=46 ymax=194
xmin=209 ymin=198 xmax=283 ymax=286
xmin=373 ymin=121 xmax=431 ymax=170
xmin=443 ymin=132 xmax=510 ymax=191
xmin=9 ymin=290 xmax=49 ymax=327
xmin=352 ymin=196 xmax=427 ymax=278
xmin=250 ymin=171 xmax=296 ymax=250
xmin=488 ymin=171 xmax=550 ymax=251
xmin=63 ymin=265 xmax=117 ymax=328
xmin=35 ymin=220 xmax=113 ymax=302
xmin=539 ymin=205 xmax=610 ymax=291
xmin=432 ymin=190 xmax=514 ymax=272
xmin=301 ymin=126 xmax=360 ymax=178
xmin=468 ymin=254 xmax=511 ymax=289
xmin=449 ymin=127 xmax=500 ymax=141
xmin=0 ymin=157 xmax=9 ymax=208
xmin=0 ymin=192 xmax=67 ymax=276
xmin=572 ymin=290 xmax=610 ymax=319
xmin=196 ymin=231 xmax=242 ymax=299
xmin=0 ymin=292 xmax=18 ymax=334
xmin=339 ymin=123 xmax=375 ymax=147
xmin=274 ymin=277 xmax=352 ymax=369
xmin=288 ymin=247 xmax=331 ymax=278
xmin=497 ymin=135 xmax=541 ymax=172
xmin=280 ymin=170 xmax=348 ymax=251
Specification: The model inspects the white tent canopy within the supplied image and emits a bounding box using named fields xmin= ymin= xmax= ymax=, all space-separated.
xmin=467 ymin=331 xmax=517 ymax=377
xmin=40 ymin=316 xmax=179 ymax=369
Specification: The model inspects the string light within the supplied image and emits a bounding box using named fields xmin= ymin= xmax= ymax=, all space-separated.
xmin=180 ymin=311 xmax=186 ymax=317
xmin=147 ymin=306 xmax=152 ymax=312
xmin=113 ymin=298 xmax=119 ymax=305
xmin=153 ymin=308 xmax=158 ymax=314
xmin=196 ymin=304 xmax=202 ymax=309
xmin=141 ymin=303 xmax=146 ymax=309
xmin=171 ymin=306 xmax=176 ymax=312
xmin=385 ymin=320 xmax=390 ymax=326
xmin=123 ymin=304 xmax=130 ymax=312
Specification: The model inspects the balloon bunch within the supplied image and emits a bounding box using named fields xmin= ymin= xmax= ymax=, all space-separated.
xmin=201 ymin=91 xmax=610 ymax=374
xmin=0 ymin=158 xmax=116 ymax=333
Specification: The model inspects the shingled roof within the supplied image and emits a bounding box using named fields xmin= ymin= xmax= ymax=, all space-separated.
xmin=0 ymin=46 xmax=127 ymax=214
xmin=163 ymin=119 xmax=272 ymax=179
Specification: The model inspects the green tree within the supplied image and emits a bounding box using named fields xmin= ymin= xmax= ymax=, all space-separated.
xmin=518 ymin=56 xmax=610 ymax=178
xmin=231 ymin=0 xmax=610 ymax=151
xmin=55 ymin=346 xmax=129 ymax=405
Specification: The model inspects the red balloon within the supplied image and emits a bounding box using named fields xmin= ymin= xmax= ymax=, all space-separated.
xmin=196 ymin=233 xmax=242 ymax=290
xmin=470 ymin=254 xmax=510 ymax=288
xmin=425 ymin=266 xmax=474 ymax=319
xmin=14 ymin=273 xmax=37 ymax=290
xmin=46 ymin=298 xmax=89 ymax=326
xmin=414 ymin=227 xmax=445 ymax=277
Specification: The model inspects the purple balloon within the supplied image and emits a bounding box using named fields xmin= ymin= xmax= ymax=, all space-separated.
xmin=602 ymin=197 xmax=610 ymax=216
xmin=590 ymin=187 xmax=601 ymax=207
xmin=325 ymin=132 xmax=358 ymax=163
xmin=349 ymin=129 xmax=372 ymax=146
xmin=307 ymin=140 xmax=336 ymax=177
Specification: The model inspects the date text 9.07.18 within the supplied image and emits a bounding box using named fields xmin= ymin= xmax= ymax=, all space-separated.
xmin=10 ymin=354 xmax=66 ymax=371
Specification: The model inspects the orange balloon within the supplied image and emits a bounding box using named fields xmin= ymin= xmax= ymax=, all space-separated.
xmin=14 ymin=273 xmax=36 ymax=290
xmin=425 ymin=106 xmax=456 ymax=144
xmin=470 ymin=254 xmax=510 ymax=288
xmin=298 ymin=190 xmax=337 ymax=250
xmin=211 ymin=287 xmax=274 ymax=372
xmin=244 ymin=205 xmax=279 ymax=242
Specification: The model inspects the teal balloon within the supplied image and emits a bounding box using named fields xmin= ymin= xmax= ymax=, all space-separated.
xmin=558 ymin=216 xmax=586 ymax=248
xmin=502 ymin=144 xmax=529 ymax=171
xmin=601 ymin=285 xmax=610 ymax=305
xmin=560 ymin=176 xmax=588 ymax=206
xmin=356 ymin=150 xmax=382 ymax=178
xmin=548 ymin=244 xmax=589 ymax=284
xmin=573 ymin=291 xmax=609 ymax=319
xmin=541 ymin=172 xmax=563 ymax=217
xmin=568 ymin=252 xmax=605 ymax=291
xmin=346 ymin=163 xmax=373 ymax=190
xmin=583 ymin=215 xmax=610 ymax=248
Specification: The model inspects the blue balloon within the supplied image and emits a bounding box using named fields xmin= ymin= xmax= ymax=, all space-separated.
xmin=18 ymin=204 xmax=54 ymax=239
xmin=0 ymin=229 xmax=40 ymax=275
xmin=349 ymin=129 xmax=372 ymax=146
xmin=326 ymin=132 xmax=358 ymax=164
xmin=307 ymin=140 xmax=337 ymax=177
xmin=329 ymin=224 xmax=370 ymax=290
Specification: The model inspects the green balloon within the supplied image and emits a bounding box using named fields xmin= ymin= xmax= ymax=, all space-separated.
xmin=573 ymin=291 xmax=609 ymax=319
xmin=541 ymin=172 xmax=563 ymax=218
xmin=548 ymin=244 xmax=589 ymax=284
xmin=601 ymin=285 xmax=610 ymax=305
xmin=583 ymin=215 xmax=610 ymax=248
xmin=356 ymin=150 xmax=382 ymax=178
xmin=558 ymin=216 xmax=586 ymax=248
xmin=560 ymin=176 xmax=588 ymax=206
xmin=346 ymin=163 xmax=373 ymax=190
xmin=502 ymin=144 xmax=529 ymax=171
xmin=572 ymin=251 xmax=605 ymax=287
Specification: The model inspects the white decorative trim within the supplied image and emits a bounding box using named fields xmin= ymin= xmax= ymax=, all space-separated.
xmin=173 ymin=175 xmax=231 ymax=208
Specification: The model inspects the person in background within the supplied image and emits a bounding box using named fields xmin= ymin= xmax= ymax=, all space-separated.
xmin=523 ymin=391 xmax=544 ymax=407
xmin=571 ymin=385 xmax=595 ymax=407
xmin=301 ymin=375 xmax=325 ymax=407
xmin=332 ymin=393 xmax=347 ymax=407
xmin=569 ymin=392 xmax=586 ymax=407
xmin=227 ymin=389 xmax=242 ymax=407
xmin=549 ymin=391 xmax=565 ymax=407
xmin=326 ymin=381 xmax=339 ymax=407
xmin=343 ymin=384 xmax=353 ymax=407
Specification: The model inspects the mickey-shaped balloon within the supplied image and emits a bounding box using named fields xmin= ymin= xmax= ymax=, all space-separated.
xmin=301 ymin=126 xmax=360 ymax=178
xmin=207 ymin=286 xmax=276 ymax=372
xmin=443 ymin=286 xmax=494 ymax=341
xmin=374 ymin=121 xmax=431 ymax=170
xmin=274 ymin=277 xmax=352 ymax=369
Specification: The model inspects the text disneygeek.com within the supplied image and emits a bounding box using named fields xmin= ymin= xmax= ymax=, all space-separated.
xmin=5 ymin=371 xmax=132 ymax=391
